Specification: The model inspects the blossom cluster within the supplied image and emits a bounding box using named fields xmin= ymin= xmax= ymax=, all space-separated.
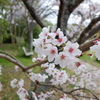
xmin=33 ymin=27 xmax=82 ymax=69
xmin=3 ymin=27 xmax=100 ymax=100
xmin=10 ymin=79 xmax=28 ymax=100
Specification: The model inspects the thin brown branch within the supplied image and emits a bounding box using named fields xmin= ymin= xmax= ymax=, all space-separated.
xmin=0 ymin=54 xmax=26 ymax=72
xmin=82 ymin=23 xmax=100 ymax=42
xmin=0 ymin=50 xmax=19 ymax=62
xmin=21 ymin=0 xmax=46 ymax=28
xmin=79 ymin=36 xmax=100 ymax=51
xmin=77 ymin=15 xmax=100 ymax=44
xmin=24 ymin=59 xmax=48 ymax=72
xmin=70 ymin=88 xmax=100 ymax=100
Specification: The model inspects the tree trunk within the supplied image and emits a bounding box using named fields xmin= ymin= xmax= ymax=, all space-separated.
xmin=28 ymin=21 xmax=34 ymax=52
xmin=57 ymin=0 xmax=84 ymax=36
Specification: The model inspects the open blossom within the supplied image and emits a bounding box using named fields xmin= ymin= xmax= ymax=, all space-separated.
xmin=81 ymin=73 xmax=92 ymax=82
xmin=18 ymin=79 xmax=24 ymax=87
xmin=0 ymin=82 xmax=2 ymax=91
xmin=59 ymin=94 xmax=73 ymax=100
xmin=39 ymin=27 xmax=50 ymax=38
xmin=17 ymin=87 xmax=28 ymax=100
xmin=29 ymin=73 xmax=48 ymax=82
xmin=50 ymin=70 xmax=68 ymax=85
xmin=15 ymin=65 xmax=19 ymax=72
xmin=38 ymin=92 xmax=49 ymax=100
xmin=54 ymin=52 xmax=75 ymax=68
xmin=64 ymin=41 xmax=82 ymax=58
xmin=74 ymin=64 xmax=87 ymax=75
xmin=10 ymin=79 xmax=18 ymax=88
xmin=86 ymin=82 xmax=97 ymax=90
xmin=90 ymin=44 xmax=100 ymax=60
xmin=51 ymin=28 xmax=67 ymax=46
xmin=43 ymin=44 xmax=58 ymax=62
xmin=33 ymin=38 xmax=45 ymax=57
xmin=32 ymin=92 xmax=38 ymax=100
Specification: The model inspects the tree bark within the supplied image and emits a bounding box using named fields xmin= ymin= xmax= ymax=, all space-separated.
xmin=57 ymin=0 xmax=84 ymax=36
xmin=27 ymin=21 xmax=34 ymax=52
xmin=77 ymin=15 xmax=100 ymax=44
xmin=82 ymin=23 xmax=100 ymax=43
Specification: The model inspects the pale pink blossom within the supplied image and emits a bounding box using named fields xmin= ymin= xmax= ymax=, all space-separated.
xmin=50 ymin=70 xmax=68 ymax=85
xmin=32 ymin=57 xmax=37 ymax=62
xmin=74 ymin=64 xmax=87 ymax=75
xmin=17 ymin=87 xmax=28 ymax=100
xmin=39 ymin=27 xmax=50 ymax=38
xmin=15 ymin=65 xmax=19 ymax=72
xmin=32 ymin=92 xmax=38 ymax=100
xmin=33 ymin=38 xmax=45 ymax=57
xmin=64 ymin=41 xmax=82 ymax=58
xmin=90 ymin=44 xmax=100 ymax=60
xmin=10 ymin=79 xmax=18 ymax=88
xmin=29 ymin=73 xmax=48 ymax=82
xmin=54 ymin=52 xmax=75 ymax=68
xmin=0 ymin=82 xmax=2 ymax=91
xmin=59 ymin=94 xmax=73 ymax=100
xmin=86 ymin=82 xmax=97 ymax=89
xmin=43 ymin=44 xmax=58 ymax=62
xmin=18 ymin=79 xmax=24 ymax=87
xmin=51 ymin=28 xmax=67 ymax=46
xmin=38 ymin=92 xmax=48 ymax=100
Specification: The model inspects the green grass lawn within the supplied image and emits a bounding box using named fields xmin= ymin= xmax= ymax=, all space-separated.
xmin=0 ymin=44 xmax=36 ymax=100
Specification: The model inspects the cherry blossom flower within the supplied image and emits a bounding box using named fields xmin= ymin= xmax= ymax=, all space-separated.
xmin=33 ymin=38 xmax=45 ymax=57
xmin=29 ymin=73 xmax=48 ymax=82
xmin=86 ymin=82 xmax=97 ymax=90
xmin=69 ymin=75 xmax=77 ymax=85
xmin=32 ymin=92 xmax=38 ymax=100
xmin=54 ymin=52 xmax=75 ymax=68
xmin=32 ymin=57 xmax=37 ymax=62
xmin=50 ymin=70 xmax=68 ymax=85
xmin=43 ymin=44 xmax=58 ymax=62
xmin=74 ymin=64 xmax=87 ymax=75
xmin=10 ymin=79 xmax=18 ymax=88
xmin=90 ymin=44 xmax=100 ymax=60
xmin=15 ymin=65 xmax=19 ymax=72
xmin=17 ymin=87 xmax=28 ymax=100
xmin=39 ymin=27 xmax=50 ymax=38
xmin=64 ymin=41 xmax=82 ymax=58
xmin=59 ymin=94 xmax=73 ymax=100
xmin=0 ymin=82 xmax=2 ymax=91
xmin=18 ymin=79 xmax=24 ymax=87
xmin=38 ymin=92 xmax=48 ymax=100
xmin=51 ymin=28 xmax=67 ymax=46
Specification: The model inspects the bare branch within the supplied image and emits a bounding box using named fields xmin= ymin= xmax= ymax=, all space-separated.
xmin=25 ymin=59 xmax=48 ymax=71
xmin=79 ymin=36 xmax=100 ymax=51
xmin=77 ymin=15 xmax=100 ymax=44
xmin=82 ymin=23 xmax=100 ymax=43
xmin=21 ymin=0 xmax=46 ymax=28
xmin=0 ymin=54 xmax=26 ymax=71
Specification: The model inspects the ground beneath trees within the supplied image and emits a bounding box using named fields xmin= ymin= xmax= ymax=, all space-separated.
xmin=79 ymin=59 xmax=100 ymax=98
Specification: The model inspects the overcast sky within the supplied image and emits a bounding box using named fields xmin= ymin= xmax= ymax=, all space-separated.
xmin=46 ymin=0 xmax=100 ymax=25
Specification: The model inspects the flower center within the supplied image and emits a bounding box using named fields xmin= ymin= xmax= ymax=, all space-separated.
xmin=45 ymin=33 xmax=48 ymax=36
xmin=69 ymin=47 xmax=73 ymax=52
xmin=51 ymin=50 xmax=56 ymax=54
xmin=60 ymin=55 xmax=65 ymax=59
xmin=58 ymin=38 xmax=62 ymax=42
